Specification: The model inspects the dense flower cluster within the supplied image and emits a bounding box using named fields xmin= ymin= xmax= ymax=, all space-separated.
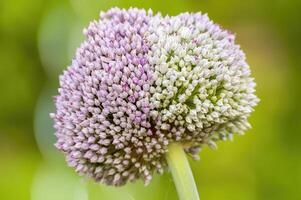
xmin=51 ymin=8 xmax=259 ymax=186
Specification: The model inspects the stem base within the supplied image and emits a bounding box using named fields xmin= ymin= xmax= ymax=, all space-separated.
xmin=166 ymin=143 xmax=200 ymax=200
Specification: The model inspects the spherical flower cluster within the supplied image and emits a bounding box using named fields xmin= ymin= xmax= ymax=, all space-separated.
xmin=51 ymin=8 xmax=259 ymax=186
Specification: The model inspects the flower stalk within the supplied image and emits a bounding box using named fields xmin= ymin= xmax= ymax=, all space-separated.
xmin=166 ymin=143 xmax=200 ymax=200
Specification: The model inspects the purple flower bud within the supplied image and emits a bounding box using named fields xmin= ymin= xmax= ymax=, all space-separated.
xmin=51 ymin=8 xmax=258 ymax=187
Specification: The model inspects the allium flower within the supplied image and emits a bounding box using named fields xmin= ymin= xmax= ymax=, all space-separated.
xmin=51 ymin=8 xmax=259 ymax=187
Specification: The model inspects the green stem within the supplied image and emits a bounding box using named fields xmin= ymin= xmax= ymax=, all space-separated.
xmin=166 ymin=143 xmax=200 ymax=200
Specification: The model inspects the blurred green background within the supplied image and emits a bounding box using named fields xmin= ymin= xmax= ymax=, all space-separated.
xmin=0 ymin=0 xmax=300 ymax=199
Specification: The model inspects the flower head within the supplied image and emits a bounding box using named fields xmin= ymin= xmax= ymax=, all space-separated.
xmin=51 ymin=8 xmax=259 ymax=186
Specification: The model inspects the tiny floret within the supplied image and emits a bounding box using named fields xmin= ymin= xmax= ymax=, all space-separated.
xmin=51 ymin=8 xmax=259 ymax=186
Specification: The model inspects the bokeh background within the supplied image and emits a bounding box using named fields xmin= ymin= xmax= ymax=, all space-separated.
xmin=1 ymin=0 xmax=301 ymax=199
